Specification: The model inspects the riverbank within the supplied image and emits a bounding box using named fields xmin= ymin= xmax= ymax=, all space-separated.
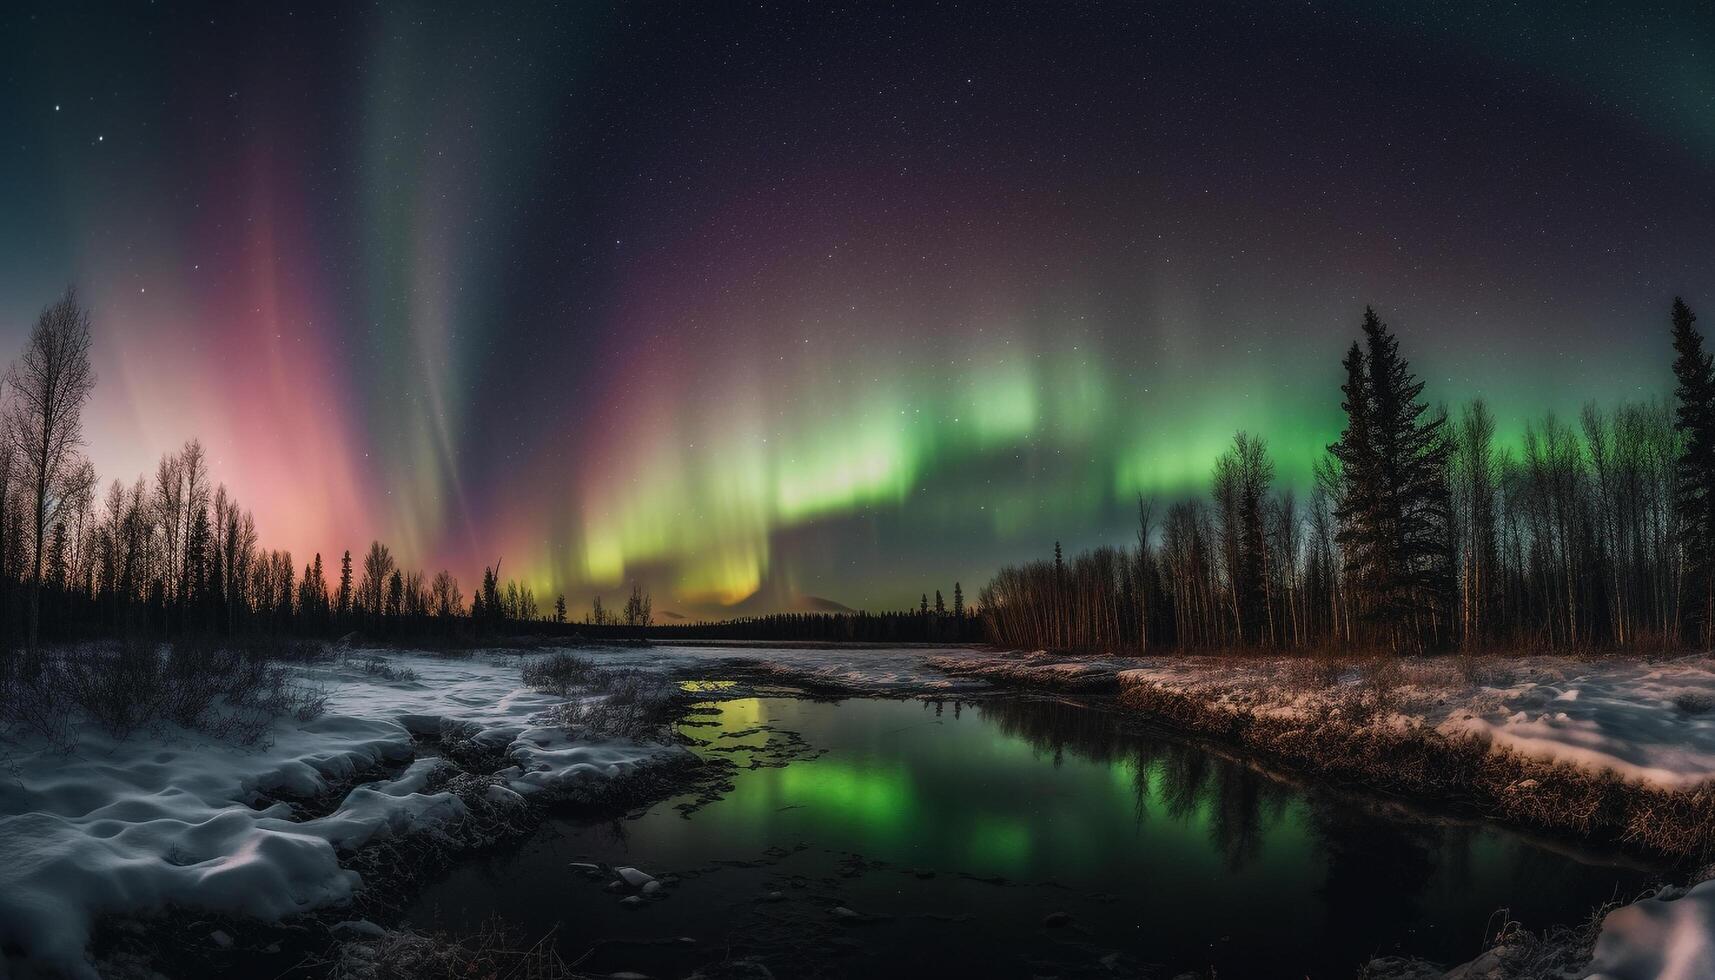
xmin=928 ymin=650 xmax=1715 ymax=855
xmin=927 ymin=647 xmax=1715 ymax=978
xmin=8 ymin=642 xmax=1712 ymax=978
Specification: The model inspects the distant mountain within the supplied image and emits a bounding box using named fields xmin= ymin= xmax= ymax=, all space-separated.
xmin=715 ymin=587 xmax=856 ymax=617
xmin=794 ymin=594 xmax=856 ymax=614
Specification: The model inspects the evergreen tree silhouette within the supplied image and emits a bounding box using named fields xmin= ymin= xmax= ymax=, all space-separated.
xmin=386 ymin=569 xmax=404 ymax=622
xmin=1672 ymin=297 xmax=1715 ymax=645
xmin=336 ymin=550 xmax=353 ymax=621
xmin=1330 ymin=308 xmax=1452 ymax=650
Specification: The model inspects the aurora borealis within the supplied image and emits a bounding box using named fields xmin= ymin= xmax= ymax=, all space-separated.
xmin=2 ymin=2 xmax=1713 ymax=615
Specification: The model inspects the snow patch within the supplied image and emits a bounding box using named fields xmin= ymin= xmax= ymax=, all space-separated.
xmin=1590 ymin=880 xmax=1715 ymax=980
xmin=0 ymin=649 xmax=681 ymax=978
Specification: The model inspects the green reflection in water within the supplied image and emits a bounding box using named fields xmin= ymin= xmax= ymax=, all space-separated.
xmin=672 ymin=696 xmax=1325 ymax=884
xmin=408 ymin=691 xmax=1661 ymax=979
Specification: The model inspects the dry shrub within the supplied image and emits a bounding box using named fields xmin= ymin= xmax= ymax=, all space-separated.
xmin=521 ymin=653 xmax=678 ymax=740
xmin=328 ymin=918 xmax=574 ymax=980
xmin=1283 ymin=653 xmax=1347 ymax=693
xmin=1455 ymin=653 xmax=1517 ymax=688
xmin=4 ymin=640 xmax=327 ymax=746
xmin=520 ymin=651 xmax=596 ymax=696
xmin=1675 ymin=692 xmax=1715 ymax=715
xmin=549 ymin=669 xmax=676 ymax=740
xmin=350 ymin=652 xmax=420 ymax=682
xmin=1355 ymin=656 xmax=1403 ymax=718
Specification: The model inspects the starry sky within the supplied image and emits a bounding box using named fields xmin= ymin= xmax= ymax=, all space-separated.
xmin=1 ymin=2 xmax=1712 ymax=616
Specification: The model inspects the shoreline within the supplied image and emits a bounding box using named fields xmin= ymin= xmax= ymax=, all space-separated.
xmin=927 ymin=649 xmax=1715 ymax=864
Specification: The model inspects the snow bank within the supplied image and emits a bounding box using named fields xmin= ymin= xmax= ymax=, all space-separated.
xmin=930 ymin=648 xmax=1715 ymax=791
xmin=1432 ymin=658 xmax=1715 ymax=789
xmin=583 ymin=642 xmax=991 ymax=694
xmin=0 ymin=650 xmax=682 ymax=978
xmin=1590 ymin=880 xmax=1715 ymax=980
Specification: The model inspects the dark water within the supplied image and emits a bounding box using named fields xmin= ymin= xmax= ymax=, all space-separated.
xmin=407 ymin=692 xmax=1660 ymax=978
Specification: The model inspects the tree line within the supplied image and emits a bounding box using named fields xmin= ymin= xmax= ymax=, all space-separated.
xmin=0 ymin=289 xmax=668 ymax=648
xmin=982 ymin=299 xmax=1715 ymax=655
xmin=648 ymin=593 xmax=977 ymax=644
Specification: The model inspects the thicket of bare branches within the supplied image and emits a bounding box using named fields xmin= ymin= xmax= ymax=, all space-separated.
xmin=0 ymin=290 xmax=577 ymax=648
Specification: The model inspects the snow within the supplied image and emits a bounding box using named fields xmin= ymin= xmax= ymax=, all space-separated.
xmin=8 ymin=640 xmax=1715 ymax=978
xmin=926 ymin=648 xmax=1715 ymax=790
xmin=1590 ymin=880 xmax=1715 ymax=980
xmin=0 ymin=649 xmax=684 ymax=978
xmin=1432 ymin=658 xmax=1715 ymax=789
xmin=584 ymin=642 xmax=989 ymax=694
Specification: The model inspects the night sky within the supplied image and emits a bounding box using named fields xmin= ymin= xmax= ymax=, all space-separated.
xmin=1 ymin=2 xmax=1712 ymax=615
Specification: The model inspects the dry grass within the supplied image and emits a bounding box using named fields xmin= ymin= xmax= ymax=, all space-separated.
xmin=1364 ymin=888 xmax=1657 ymax=979
xmin=1116 ymin=677 xmax=1715 ymax=861
xmin=1676 ymin=691 xmax=1715 ymax=715
xmin=1282 ymin=654 xmax=1347 ymax=693
xmin=348 ymin=652 xmax=420 ymax=682
xmin=523 ymin=652 xmax=679 ymax=741
xmin=326 ymin=918 xmax=576 ymax=980
xmin=520 ymin=651 xmax=598 ymax=696
xmin=0 ymin=639 xmax=328 ymax=747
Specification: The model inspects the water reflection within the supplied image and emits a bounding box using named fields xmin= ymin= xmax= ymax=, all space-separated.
xmin=973 ymin=695 xmax=1296 ymax=871
xmin=966 ymin=694 xmax=1649 ymax=960
xmin=408 ymin=693 xmax=1658 ymax=978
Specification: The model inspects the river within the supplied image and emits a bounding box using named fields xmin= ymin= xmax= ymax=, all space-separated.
xmin=406 ymin=685 xmax=1659 ymax=978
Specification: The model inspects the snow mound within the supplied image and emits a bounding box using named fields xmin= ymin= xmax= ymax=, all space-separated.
xmin=0 ymin=650 xmax=682 ymax=978
xmin=1590 ymin=880 xmax=1715 ymax=980
xmin=1433 ymin=658 xmax=1715 ymax=789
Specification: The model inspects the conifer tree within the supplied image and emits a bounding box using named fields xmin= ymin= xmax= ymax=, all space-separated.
xmin=335 ymin=550 xmax=353 ymax=621
xmin=386 ymin=569 xmax=404 ymax=621
xmin=1330 ymin=308 xmax=1452 ymax=650
xmin=311 ymin=552 xmax=326 ymax=615
xmin=1671 ymin=297 xmax=1715 ymax=645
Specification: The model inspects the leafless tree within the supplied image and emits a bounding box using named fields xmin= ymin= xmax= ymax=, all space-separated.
xmin=8 ymin=288 xmax=96 ymax=648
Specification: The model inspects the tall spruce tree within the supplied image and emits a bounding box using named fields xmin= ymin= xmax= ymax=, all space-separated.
xmin=1329 ymin=308 xmax=1452 ymax=651
xmin=336 ymin=550 xmax=353 ymax=621
xmin=1670 ymin=297 xmax=1715 ymax=646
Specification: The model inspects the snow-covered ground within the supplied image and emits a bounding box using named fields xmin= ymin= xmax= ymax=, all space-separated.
xmin=6 ymin=641 xmax=1715 ymax=979
xmin=1591 ymin=879 xmax=1715 ymax=980
xmin=593 ymin=641 xmax=988 ymax=694
xmin=0 ymin=648 xmax=684 ymax=978
xmin=930 ymin=649 xmax=1715 ymax=790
